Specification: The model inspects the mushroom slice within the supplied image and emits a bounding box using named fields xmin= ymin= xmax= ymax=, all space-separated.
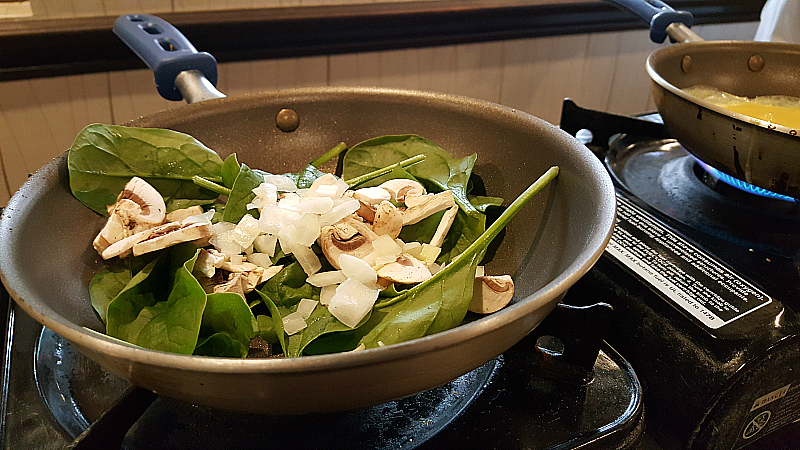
xmin=377 ymin=254 xmax=432 ymax=284
xmin=100 ymin=228 xmax=153 ymax=260
xmin=468 ymin=275 xmax=514 ymax=314
xmin=372 ymin=201 xmax=403 ymax=238
xmin=317 ymin=217 xmax=377 ymax=270
xmin=132 ymin=222 xmax=213 ymax=256
xmin=213 ymin=272 xmax=247 ymax=297
xmin=429 ymin=205 xmax=459 ymax=248
xmin=401 ymin=190 xmax=456 ymax=225
xmin=379 ymin=179 xmax=425 ymax=203
xmin=116 ymin=177 xmax=166 ymax=224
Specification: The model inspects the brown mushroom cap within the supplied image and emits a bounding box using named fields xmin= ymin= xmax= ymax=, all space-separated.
xmin=468 ymin=275 xmax=514 ymax=314
xmin=377 ymin=254 xmax=432 ymax=284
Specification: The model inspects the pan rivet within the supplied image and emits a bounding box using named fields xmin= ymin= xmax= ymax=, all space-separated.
xmin=748 ymin=55 xmax=765 ymax=72
xmin=276 ymin=108 xmax=300 ymax=132
xmin=681 ymin=55 xmax=692 ymax=73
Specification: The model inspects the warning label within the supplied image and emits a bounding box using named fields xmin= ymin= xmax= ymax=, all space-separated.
xmin=605 ymin=196 xmax=772 ymax=329
xmin=735 ymin=384 xmax=800 ymax=448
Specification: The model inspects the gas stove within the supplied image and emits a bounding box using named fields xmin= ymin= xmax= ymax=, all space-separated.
xmin=560 ymin=99 xmax=800 ymax=450
xmin=2 ymin=99 xmax=799 ymax=450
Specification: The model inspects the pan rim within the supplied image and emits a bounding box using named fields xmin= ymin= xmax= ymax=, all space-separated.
xmin=645 ymin=40 xmax=800 ymax=139
xmin=0 ymin=86 xmax=615 ymax=375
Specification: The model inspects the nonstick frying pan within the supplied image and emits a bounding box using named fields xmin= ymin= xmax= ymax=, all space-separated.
xmin=609 ymin=0 xmax=800 ymax=199
xmin=0 ymin=14 xmax=615 ymax=414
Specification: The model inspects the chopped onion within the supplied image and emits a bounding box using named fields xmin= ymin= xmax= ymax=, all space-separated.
xmin=338 ymin=254 xmax=377 ymax=285
xmin=248 ymin=182 xmax=278 ymax=210
xmin=258 ymin=205 xmax=301 ymax=234
xmin=328 ymin=279 xmax=380 ymax=328
xmin=297 ymin=299 xmax=319 ymax=319
xmin=319 ymin=198 xmax=360 ymax=226
xmin=307 ymin=270 xmax=347 ymax=287
xmin=319 ymin=285 xmax=337 ymax=306
xmin=371 ymin=234 xmax=403 ymax=266
xmin=297 ymin=196 xmax=335 ymax=214
xmin=283 ymin=241 xmax=321 ymax=276
xmin=246 ymin=252 xmax=273 ymax=268
xmin=419 ymin=243 xmax=441 ymax=265
xmin=253 ymin=234 xmax=278 ymax=256
xmin=278 ymin=193 xmax=301 ymax=212
xmin=231 ymin=214 xmax=260 ymax=248
xmin=282 ymin=311 xmax=307 ymax=335
xmin=292 ymin=214 xmax=322 ymax=247
xmin=182 ymin=209 xmax=215 ymax=225
xmin=262 ymin=174 xmax=297 ymax=192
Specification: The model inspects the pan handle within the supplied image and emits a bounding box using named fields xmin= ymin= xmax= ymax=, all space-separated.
xmin=113 ymin=14 xmax=226 ymax=103
xmin=606 ymin=0 xmax=701 ymax=44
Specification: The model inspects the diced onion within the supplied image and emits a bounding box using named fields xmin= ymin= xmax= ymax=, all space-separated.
xmin=282 ymin=311 xmax=307 ymax=335
xmin=328 ymin=279 xmax=380 ymax=328
xmin=319 ymin=198 xmax=360 ymax=226
xmin=253 ymin=234 xmax=278 ymax=256
xmin=262 ymin=174 xmax=298 ymax=192
xmin=338 ymin=254 xmax=377 ymax=285
xmin=319 ymin=285 xmax=337 ymax=306
xmin=231 ymin=214 xmax=260 ymax=248
xmin=297 ymin=299 xmax=319 ymax=319
xmin=246 ymin=252 xmax=273 ymax=268
xmin=258 ymin=205 xmax=301 ymax=234
xmin=307 ymin=270 xmax=347 ymax=287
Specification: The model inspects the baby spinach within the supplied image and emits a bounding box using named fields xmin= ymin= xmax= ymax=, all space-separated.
xmin=194 ymin=292 xmax=258 ymax=358
xmin=222 ymin=163 xmax=264 ymax=223
xmin=105 ymin=243 xmax=207 ymax=355
xmin=341 ymin=135 xmax=480 ymax=216
xmin=68 ymin=124 xmax=224 ymax=215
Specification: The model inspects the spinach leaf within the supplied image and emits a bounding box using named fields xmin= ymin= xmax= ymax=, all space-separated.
xmin=222 ymin=163 xmax=264 ymax=224
xmin=89 ymin=267 xmax=131 ymax=323
xmin=257 ymin=261 xmax=317 ymax=308
xmin=194 ymin=292 xmax=257 ymax=358
xmin=221 ymin=154 xmax=240 ymax=189
xmin=398 ymin=207 xmax=486 ymax=264
xmin=255 ymin=315 xmax=280 ymax=344
xmin=341 ymin=135 xmax=479 ymax=216
xmin=68 ymin=124 xmax=224 ymax=215
xmin=279 ymin=165 xmax=326 ymax=189
xmin=106 ymin=243 xmax=207 ymax=354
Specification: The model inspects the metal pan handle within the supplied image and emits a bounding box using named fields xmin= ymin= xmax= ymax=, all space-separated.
xmin=113 ymin=14 xmax=226 ymax=103
xmin=606 ymin=0 xmax=701 ymax=44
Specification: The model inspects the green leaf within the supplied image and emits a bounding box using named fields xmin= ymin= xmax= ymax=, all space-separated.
xmin=222 ymin=163 xmax=264 ymax=224
xmin=221 ymin=154 xmax=240 ymax=189
xmin=341 ymin=135 xmax=479 ymax=216
xmin=278 ymin=164 xmax=327 ymax=190
xmin=255 ymin=315 xmax=280 ymax=344
xmin=68 ymin=124 xmax=224 ymax=215
xmin=257 ymin=261 xmax=317 ymax=308
xmin=194 ymin=292 xmax=257 ymax=358
xmin=106 ymin=243 xmax=207 ymax=354
xmin=89 ymin=267 xmax=131 ymax=323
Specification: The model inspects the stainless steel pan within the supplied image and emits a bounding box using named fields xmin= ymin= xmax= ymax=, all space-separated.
xmin=0 ymin=15 xmax=615 ymax=414
xmin=610 ymin=0 xmax=800 ymax=198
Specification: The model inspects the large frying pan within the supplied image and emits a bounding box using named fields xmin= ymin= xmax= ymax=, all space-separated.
xmin=610 ymin=0 xmax=800 ymax=199
xmin=0 ymin=15 xmax=615 ymax=414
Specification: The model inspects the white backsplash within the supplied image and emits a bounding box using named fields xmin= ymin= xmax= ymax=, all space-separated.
xmin=0 ymin=21 xmax=758 ymax=205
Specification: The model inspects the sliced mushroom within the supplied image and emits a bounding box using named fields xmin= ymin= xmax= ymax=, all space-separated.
xmin=379 ymin=179 xmax=425 ymax=203
xmin=132 ymin=222 xmax=212 ymax=256
xmin=213 ymin=272 xmax=247 ymax=297
xmin=116 ymin=177 xmax=166 ymax=224
xmin=377 ymin=254 xmax=432 ymax=284
xmin=429 ymin=205 xmax=459 ymax=248
xmin=100 ymin=228 xmax=153 ymax=260
xmin=372 ymin=201 xmax=403 ymax=238
xmin=468 ymin=275 xmax=514 ymax=314
xmin=401 ymin=190 xmax=456 ymax=225
xmin=317 ymin=217 xmax=377 ymax=269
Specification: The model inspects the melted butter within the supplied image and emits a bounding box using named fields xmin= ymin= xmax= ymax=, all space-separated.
xmin=684 ymin=85 xmax=800 ymax=130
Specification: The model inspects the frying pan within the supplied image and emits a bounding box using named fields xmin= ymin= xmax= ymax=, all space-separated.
xmin=0 ymin=14 xmax=615 ymax=414
xmin=610 ymin=0 xmax=800 ymax=199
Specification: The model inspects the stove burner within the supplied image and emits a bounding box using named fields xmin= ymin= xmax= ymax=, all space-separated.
xmin=606 ymin=136 xmax=800 ymax=256
xmin=695 ymin=159 xmax=796 ymax=202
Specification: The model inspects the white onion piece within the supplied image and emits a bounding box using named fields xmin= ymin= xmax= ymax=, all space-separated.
xmin=319 ymin=198 xmax=360 ymax=226
xmin=308 ymin=173 xmax=341 ymax=199
xmin=290 ymin=214 xmax=321 ymax=248
xmin=231 ymin=214 xmax=260 ymax=249
xmin=258 ymin=205 xmax=301 ymax=234
xmin=278 ymin=193 xmax=301 ymax=212
xmin=247 ymin=252 xmax=273 ymax=268
xmin=282 ymin=311 xmax=307 ymax=335
xmin=211 ymin=223 xmax=243 ymax=256
xmin=475 ymin=265 xmax=485 ymax=277
xmin=182 ymin=209 xmax=215 ymax=225
xmin=297 ymin=196 xmax=334 ymax=214
xmin=297 ymin=299 xmax=319 ymax=319
xmin=371 ymin=235 xmax=403 ymax=266
xmin=353 ymin=187 xmax=391 ymax=205
xmin=319 ymin=285 xmax=337 ymax=306
xmin=288 ymin=243 xmax=322 ymax=276
xmin=253 ymin=234 xmax=278 ymax=256
xmin=248 ymin=182 xmax=278 ymax=210
xmin=419 ymin=243 xmax=441 ymax=265
xmin=338 ymin=254 xmax=377 ymax=285
xmin=328 ymin=279 xmax=380 ymax=328
xmin=262 ymin=174 xmax=297 ymax=192
xmin=307 ymin=270 xmax=347 ymax=287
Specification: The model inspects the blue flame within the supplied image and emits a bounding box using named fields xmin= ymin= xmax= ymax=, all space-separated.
xmin=696 ymin=159 xmax=795 ymax=201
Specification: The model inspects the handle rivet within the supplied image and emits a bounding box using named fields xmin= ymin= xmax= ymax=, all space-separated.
xmin=681 ymin=55 xmax=692 ymax=73
xmin=748 ymin=55 xmax=765 ymax=72
xmin=276 ymin=108 xmax=299 ymax=132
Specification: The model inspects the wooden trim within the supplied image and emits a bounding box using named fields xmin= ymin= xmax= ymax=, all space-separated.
xmin=0 ymin=0 xmax=766 ymax=81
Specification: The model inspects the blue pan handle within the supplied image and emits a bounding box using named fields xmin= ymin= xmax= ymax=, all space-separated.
xmin=606 ymin=0 xmax=694 ymax=43
xmin=113 ymin=14 xmax=219 ymax=101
